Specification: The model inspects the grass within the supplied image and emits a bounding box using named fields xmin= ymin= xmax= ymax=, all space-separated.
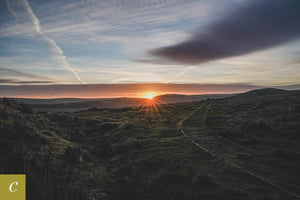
xmin=1 ymin=89 xmax=300 ymax=200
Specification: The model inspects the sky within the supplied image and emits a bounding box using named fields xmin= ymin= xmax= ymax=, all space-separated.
xmin=0 ymin=0 xmax=300 ymax=97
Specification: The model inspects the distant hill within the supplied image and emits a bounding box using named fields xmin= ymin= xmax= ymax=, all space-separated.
xmin=10 ymin=93 xmax=235 ymax=112
xmin=10 ymin=88 xmax=296 ymax=112
xmin=227 ymin=88 xmax=295 ymax=102
xmin=11 ymin=98 xmax=90 ymax=104
xmin=12 ymin=98 xmax=144 ymax=112
xmin=155 ymin=93 xmax=235 ymax=103
xmin=234 ymin=88 xmax=288 ymax=97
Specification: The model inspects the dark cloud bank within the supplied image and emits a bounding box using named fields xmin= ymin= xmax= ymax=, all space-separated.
xmin=149 ymin=0 xmax=300 ymax=65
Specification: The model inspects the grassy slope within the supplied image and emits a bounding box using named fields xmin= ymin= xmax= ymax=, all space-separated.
xmin=1 ymin=88 xmax=299 ymax=200
xmin=0 ymin=99 xmax=90 ymax=199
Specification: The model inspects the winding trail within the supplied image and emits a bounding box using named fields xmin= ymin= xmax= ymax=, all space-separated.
xmin=179 ymin=103 xmax=300 ymax=199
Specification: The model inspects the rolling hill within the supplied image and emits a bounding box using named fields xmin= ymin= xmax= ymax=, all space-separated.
xmin=1 ymin=88 xmax=299 ymax=200
xmin=10 ymin=93 xmax=235 ymax=112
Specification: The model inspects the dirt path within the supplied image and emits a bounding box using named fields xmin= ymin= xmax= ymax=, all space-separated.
xmin=179 ymin=103 xmax=300 ymax=199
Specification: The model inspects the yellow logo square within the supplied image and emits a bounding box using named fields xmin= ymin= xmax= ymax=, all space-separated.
xmin=0 ymin=174 xmax=25 ymax=200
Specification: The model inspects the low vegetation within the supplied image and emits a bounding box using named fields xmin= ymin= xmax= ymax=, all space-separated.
xmin=1 ymin=88 xmax=299 ymax=200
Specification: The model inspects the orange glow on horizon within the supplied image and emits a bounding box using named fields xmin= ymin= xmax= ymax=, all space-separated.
xmin=144 ymin=92 xmax=157 ymax=99
xmin=137 ymin=92 xmax=164 ymax=116
xmin=0 ymin=83 xmax=252 ymax=99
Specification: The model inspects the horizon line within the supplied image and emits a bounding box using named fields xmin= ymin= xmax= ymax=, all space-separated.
xmin=0 ymin=83 xmax=299 ymax=99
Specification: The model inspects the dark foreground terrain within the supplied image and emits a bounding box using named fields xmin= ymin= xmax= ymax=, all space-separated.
xmin=0 ymin=88 xmax=300 ymax=200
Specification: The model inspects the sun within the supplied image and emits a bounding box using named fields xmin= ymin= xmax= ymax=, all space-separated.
xmin=145 ymin=93 xmax=156 ymax=99
xmin=137 ymin=92 xmax=165 ymax=117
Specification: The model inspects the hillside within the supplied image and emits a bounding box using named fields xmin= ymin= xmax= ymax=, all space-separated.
xmin=1 ymin=88 xmax=299 ymax=200
xmin=11 ymin=97 xmax=144 ymax=112
xmin=154 ymin=93 xmax=234 ymax=103
xmin=182 ymin=88 xmax=300 ymax=198
xmin=10 ymin=93 xmax=235 ymax=112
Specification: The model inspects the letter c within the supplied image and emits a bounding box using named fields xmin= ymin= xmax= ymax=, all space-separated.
xmin=9 ymin=181 xmax=18 ymax=192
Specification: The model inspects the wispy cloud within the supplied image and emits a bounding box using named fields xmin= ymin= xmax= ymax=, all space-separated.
xmin=0 ymin=79 xmax=55 ymax=84
xmin=0 ymin=67 xmax=47 ymax=79
xmin=6 ymin=0 xmax=86 ymax=84
xmin=1 ymin=0 xmax=299 ymax=86
xmin=148 ymin=0 xmax=300 ymax=65
xmin=1 ymin=0 xmax=218 ymax=43
xmin=0 ymin=67 xmax=56 ymax=85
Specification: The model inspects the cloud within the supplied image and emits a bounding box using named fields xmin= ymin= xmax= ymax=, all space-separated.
xmin=1 ymin=0 xmax=216 ymax=44
xmin=0 ymin=79 xmax=55 ymax=84
xmin=0 ymin=67 xmax=44 ymax=79
xmin=0 ymin=67 xmax=57 ymax=83
xmin=149 ymin=0 xmax=300 ymax=65
xmin=0 ymin=79 xmax=17 ymax=83
xmin=6 ymin=0 xmax=86 ymax=84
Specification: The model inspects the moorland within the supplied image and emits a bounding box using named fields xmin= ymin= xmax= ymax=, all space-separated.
xmin=0 ymin=88 xmax=299 ymax=200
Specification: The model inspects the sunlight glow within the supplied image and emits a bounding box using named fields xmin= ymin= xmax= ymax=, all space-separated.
xmin=138 ymin=92 xmax=165 ymax=117
xmin=144 ymin=93 xmax=156 ymax=99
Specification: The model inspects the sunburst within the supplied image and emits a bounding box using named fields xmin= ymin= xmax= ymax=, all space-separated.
xmin=145 ymin=93 xmax=155 ymax=99
xmin=137 ymin=92 xmax=164 ymax=116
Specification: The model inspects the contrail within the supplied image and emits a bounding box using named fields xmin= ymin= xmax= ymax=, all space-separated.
xmin=6 ymin=0 xmax=86 ymax=84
